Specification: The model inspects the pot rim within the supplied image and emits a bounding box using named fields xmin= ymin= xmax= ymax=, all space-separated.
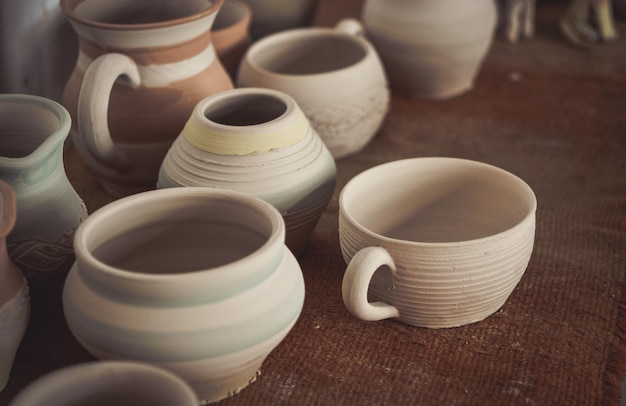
xmin=0 ymin=94 xmax=70 ymax=169
xmin=183 ymin=87 xmax=309 ymax=155
xmin=73 ymin=187 xmax=285 ymax=282
xmin=60 ymin=0 xmax=224 ymax=31
xmin=242 ymin=25 xmax=376 ymax=80
xmin=339 ymin=156 xmax=537 ymax=248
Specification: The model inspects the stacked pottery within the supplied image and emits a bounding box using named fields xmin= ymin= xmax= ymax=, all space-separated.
xmin=61 ymin=0 xmax=234 ymax=196
xmin=63 ymin=187 xmax=305 ymax=403
xmin=158 ymin=88 xmax=337 ymax=255
xmin=237 ymin=19 xmax=390 ymax=159
xmin=0 ymin=94 xmax=87 ymax=310
xmin=213 ymin=0 xmax=252 ymax=79
xmin=361 ymin=0 xmax=497 ymax=100
xmin=0 ymin=180 xmax=30 ymax=392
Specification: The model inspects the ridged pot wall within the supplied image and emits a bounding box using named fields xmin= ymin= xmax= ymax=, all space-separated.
xmin=158 ymin=88 xmax=337 ymax=255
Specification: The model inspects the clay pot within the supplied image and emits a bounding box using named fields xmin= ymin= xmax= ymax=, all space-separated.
xmin=9 ymin=361 xmax=198 ymax=406
xmin=339 ymin=157 xmax=536 ymax=328
xmin=61 ymin=0 xmax=234 ymax=196
xmin=242 ymin=0 xmax=318 ymax=39
xmin=362 ymin=0 xmax=497 ymax=99
xmin=0 ymin=94 xmax=87 ymax=311
xmin=237 ymin=19 xmax=390 ymax=159
xmin=158 ymin=88 xmax=337 ymax=255
xmin=0 ymin=180 xmax=30 ymax=392
xmin=63 ymin=187 xmax=305 ymax=403
xmin=213 ymin=0 xmax=252 ymax=79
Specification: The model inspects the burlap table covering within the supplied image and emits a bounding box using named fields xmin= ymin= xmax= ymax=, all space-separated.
xmin=2 ymin=1 xmax=625 ymax=404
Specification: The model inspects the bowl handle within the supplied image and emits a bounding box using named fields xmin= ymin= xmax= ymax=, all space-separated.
xmin=342 ymin=246 xmax=400 ymax=322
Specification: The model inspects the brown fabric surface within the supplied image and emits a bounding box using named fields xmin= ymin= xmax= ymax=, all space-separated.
xmin=2 ymin=1 xmax=625 ymax=405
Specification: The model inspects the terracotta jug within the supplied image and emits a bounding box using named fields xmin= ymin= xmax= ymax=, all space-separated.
xmin=362 ymin=0 xmax=497 ymax=99
xmin=61 ymin=0 xmax=234 ymax=196
xmin=0 ymin=180 xmax=30 ymax=392
xmin=0 ymin=94 xmax=86 ymax=311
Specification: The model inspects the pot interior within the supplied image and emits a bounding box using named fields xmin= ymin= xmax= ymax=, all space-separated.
xmin=71 ymin=0 xmax=211 ymax=25
xmin=252 ymin=34 xmax=366 ymax=75
xmin=89 ymin=194 xmax=273 ymax=274
xmin=343 ymin=160 xmax=535 ymax=243
xmin=0 ymin=102 xmax=58 ymax=158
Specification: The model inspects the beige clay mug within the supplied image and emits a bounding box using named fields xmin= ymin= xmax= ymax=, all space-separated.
xmin=237 ymin=18 xmax=389 ymax=159
xmin=340 ymin=157 xmax=537 ymax=328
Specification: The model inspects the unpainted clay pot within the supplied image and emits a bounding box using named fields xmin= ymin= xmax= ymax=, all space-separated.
xmin=158 ymin=87 xmax=337 ymax=255
xmin=362 ymin=0 xmax=497 ymax=100
xmin=237 ymin=19 xmax=390 ymax=159
xmin=63 ymin=187 xmax=305 ymax=403
xmin=61 ymin=0 xmax=234 ymax=196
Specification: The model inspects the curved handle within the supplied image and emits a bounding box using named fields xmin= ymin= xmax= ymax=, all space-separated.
xmin=342 ymin=246 xmax=400 ymax=321
xmin=77 ymin=53 xmax=140 ymax=172
xmin=335 ymin=18 xmax=364 ymax=37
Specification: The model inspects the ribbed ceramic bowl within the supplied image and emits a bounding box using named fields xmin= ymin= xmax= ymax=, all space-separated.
xmin=340 ymin=157 xmax=536 ymax=328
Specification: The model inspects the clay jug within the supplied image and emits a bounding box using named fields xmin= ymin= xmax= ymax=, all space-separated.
xmin=0 ymin=94 xmax=87 ymax=311
xmin=362 ymin=0 xmax=497 ymax=99
xmin=61 ymin=0 xmax=234 ymax=196
xmin=0 ymin=180 xmax=30 ymax=392
xmin=157 ymin=88 xmax=337 ymax=255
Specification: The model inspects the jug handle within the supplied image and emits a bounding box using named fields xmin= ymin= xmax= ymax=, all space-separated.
xmin=77 ymin=53 xmax=140 ymax=173
xmin=335 ymin=18 xmax=364 ymax=37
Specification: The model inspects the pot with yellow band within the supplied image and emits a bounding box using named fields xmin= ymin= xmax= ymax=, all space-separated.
xmin=157 ymin=87 xmax=336 ymax=256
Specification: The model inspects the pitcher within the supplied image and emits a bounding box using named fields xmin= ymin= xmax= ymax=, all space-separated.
xmin=61 ymin=0 xmax=234 ymax=196
xmin=0 ymin=94 xmax=87 ymax=310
